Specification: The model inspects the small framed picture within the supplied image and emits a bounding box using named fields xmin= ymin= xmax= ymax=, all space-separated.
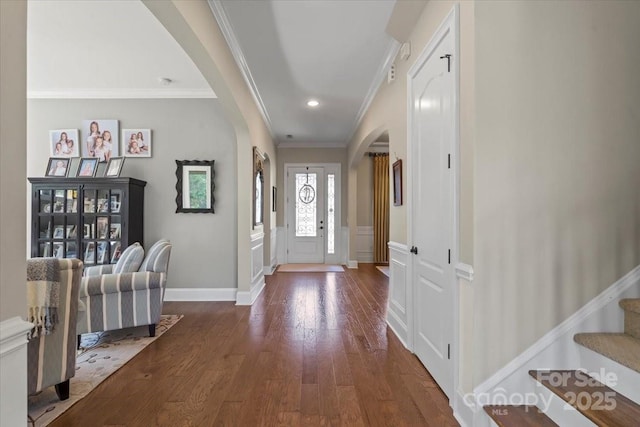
xmin=109 ymin=223 xmax=121 ymax=239
xmin=45 ymin=157 xmax=70 ymax=177
xmin=96 ymin=217 xmax=109 ymax=239
xmin=272 ymin=186 xmax=277 ymax=212
xmin=97 ymin=242 xmax=108 ymax=264
xmin=77 ymin=158 xmax=99 ymax=177
xmin=83 ymin=224 xmax=94 ymax=239
xmin=66 ymin=225 xmax=77 ymax=239
xmin=392 ymin=159 xmax=403 ymax=206
xmin=53 ymin=226 xmax=65 ymax=239
xmin=110 ymin=195 xmax=121 ymax=213
xmin=122 ymin=129 xmax=151 ymax=157
xmin=111 ymin=241 xmax=122 ymax=263
xmin=104 ymin=157 xmax=125 ymax=177
xmin=84 ymin=242 xmax=95 ymax=263
xmin=49 ymin=129 xmax=79 ymax=157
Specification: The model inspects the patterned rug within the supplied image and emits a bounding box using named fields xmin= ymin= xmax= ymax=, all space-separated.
xmin=27 ymin=314 xmax=182 ymax=426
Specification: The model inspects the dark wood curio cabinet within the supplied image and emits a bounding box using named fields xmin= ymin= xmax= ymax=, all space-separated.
xmin=29 ymin=177 xmax=146 ymax=266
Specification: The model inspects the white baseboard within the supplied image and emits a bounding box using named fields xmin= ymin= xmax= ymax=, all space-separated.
xmin=164 ymin=287 xmax=237 ymax=301
xmin=263 ymin=264 xmax=276 ymax=276
xmin=236 ymin=280 xmax=265 ymax=306
xmin=347 ymin=260 xmax=358 ymax=269
xmin=387 ymin=309 xmax=409 ymax=349
xmin=1 ymin=317 xmax=32 ymax=427
xmin=453 ymin=390 xmax=474 ymax=427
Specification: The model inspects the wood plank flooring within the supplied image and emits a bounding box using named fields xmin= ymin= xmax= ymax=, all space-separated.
xmin=51 ymin=264 xmax=458 ymax=426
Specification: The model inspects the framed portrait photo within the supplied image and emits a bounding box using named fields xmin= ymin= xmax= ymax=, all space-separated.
xmin=392 ymin=159 xmax=403 ymax=206
xmin=104 ymin=157 xmax=125 ymax=177
xmin=82 ymin=119 xmax=119 ymax=161
xmin=45 ymin=157 xmax=70 ymax=177
xmin=76 ymin=158 xmax=99 ymax=177
xmin=49 ymin=129 xmax=79 ymax=157
xmin=122 ymin=129 xmax=151 ymax=157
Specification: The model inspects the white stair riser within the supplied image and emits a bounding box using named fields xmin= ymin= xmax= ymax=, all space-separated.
xmin=528 ymin=377 xmax=597 ymax=427
xmin=624 ymin=310 xmax=640 ymax=339
xmin=577 ymin=345 xmax=640 ymax=404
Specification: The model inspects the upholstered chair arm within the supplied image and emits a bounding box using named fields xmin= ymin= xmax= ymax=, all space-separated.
xmin=83 ymin=264 xmax=114 ymax=277
xmin=80 ymin=271 xmax=166 ymax=297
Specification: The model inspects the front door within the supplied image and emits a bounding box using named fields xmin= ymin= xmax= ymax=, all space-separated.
xmin=410 ymin=21 xmax=455 ymax=398
xmin=287 ymin=166 xmax=325 ymax=263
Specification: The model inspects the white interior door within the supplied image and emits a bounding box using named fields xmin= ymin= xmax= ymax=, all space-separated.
xmin=410 ymin=25 xmax=455 ymax=398
xmin=287 ymin=167 xmax=325 ymax=263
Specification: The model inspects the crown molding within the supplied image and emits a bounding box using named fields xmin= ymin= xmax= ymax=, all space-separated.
xmin=27 ymin=88 xmax=216 ymax=99
xmin=208 ymin=0 xmax=277 ymax=142
xmin=346 ymin=38 xmax=400 ymax=145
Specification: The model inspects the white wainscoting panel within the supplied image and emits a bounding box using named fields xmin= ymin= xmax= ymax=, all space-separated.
xmin=267 ymin=227 xmax=277 ymax=273
xmin=237 ymin=233 xmax=266 ymax=305
xmin=356 ymin=226 xmax=374 ymax=263
xmin=341 ymin=226 xmax=349 ymax=265
xmin=387 ymin=241 xmax=410 ymax=348
xmin=276 ymin=226 xmax=286 ymax=264
xmin=1 ymin=317 xmax=33 ymax=427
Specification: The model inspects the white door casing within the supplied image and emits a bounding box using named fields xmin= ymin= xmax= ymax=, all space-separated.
xmin=285 ymin=163 xmax=341 ymax=264
xmin=407 ymin=6 xmax=459 ymax=400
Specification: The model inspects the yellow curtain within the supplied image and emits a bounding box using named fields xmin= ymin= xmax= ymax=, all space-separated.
xmin=373 ymin=154 xmax=389 ymax=263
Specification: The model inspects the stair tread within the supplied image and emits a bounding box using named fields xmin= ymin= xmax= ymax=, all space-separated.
xmin=529 ymin=369 xmax=640 ymax=427
xmin=483 ymin=405 xmax=558 ymax=426
xmin=574 ymin=332 xmax=640 ymax=373
xmin=620 ymin=299 xmax=640 ymax=314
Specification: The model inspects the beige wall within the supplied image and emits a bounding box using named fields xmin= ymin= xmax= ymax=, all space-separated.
xmin=347 ymin=0 xmax=475 ymax=264
xmin=276 ymin=147 xmax=348 ymax=227
xmin=473 ymin=0 xmax=640 ymax=384
xmin=0 ymin=0 xmax=27 ymax=321
xmin=143 ymin=0 xmax=277 ymax=292
xmin=356 ymin=156 xmax=373 ymax=226
xmin=27 ymin=99 xmax=238 ymax=289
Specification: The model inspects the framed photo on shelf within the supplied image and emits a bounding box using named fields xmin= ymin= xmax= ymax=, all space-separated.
xmin=84 ymin=242 xmax=95 ymax=263
xmin=122 ymin=129 xmax=151 ymax=157
xmin=45 ymin=157 xmax=70 ymax=177
xmin=110 ymin=242 xmax=122 ymax=263
xmin=53 ymin=243 xmax=64 ymax=258
xmin=77 ymin=158 xmax=99 ymax=177
xmin=97 ymin=242 xmax=108 ymax=264
xmin=49 ymin=129 xmax=80 ymax=157
xmin=66 ymin=225 xmax=77 ymax=239
xmin=104 ymin=157 xmax=125 ymax=177
xmin=83 ymin=224 xmax=94 ymax=239
xmin=110 ymin=195 xmax=121 ymax=213
xmin=109 ymin=223 xmax=121 ymax=239
xmin=52 ymin=226 xmax=65 ymax=239
xmin=96 ymin=217 xmax=109 ymax=239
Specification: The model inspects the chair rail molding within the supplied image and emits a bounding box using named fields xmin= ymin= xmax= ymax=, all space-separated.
xmin=455 ymin=262 xmax=474 ymax=282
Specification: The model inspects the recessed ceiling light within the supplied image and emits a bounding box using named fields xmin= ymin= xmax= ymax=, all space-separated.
xmin=307 ymin=99 xmax=320 ymax=107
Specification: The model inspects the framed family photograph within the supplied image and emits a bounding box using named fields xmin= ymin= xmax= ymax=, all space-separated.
xmin=105 ymin=157 xmax=125 ymax=177
xmin=49 ymin=129 xmax=79 ymax=157
xmin=122 ymin=129 xmax=151 ymax=157
xmin=77 ymin=158 xmax=99 ymax=177
xmin=45 ymin=157 xmax=70 ymax=177
xmin=83 ymin=119 xmax=119 ymax=161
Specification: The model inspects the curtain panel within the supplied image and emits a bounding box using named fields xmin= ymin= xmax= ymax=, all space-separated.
xmin=372 ymin=154 xmax=389 ymax=263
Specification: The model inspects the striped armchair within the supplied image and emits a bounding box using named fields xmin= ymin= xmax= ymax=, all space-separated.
xmin=27 ymin=258 xmax=83 ymax=400
xmin=77 ymin=240 xmax=172 ymax=337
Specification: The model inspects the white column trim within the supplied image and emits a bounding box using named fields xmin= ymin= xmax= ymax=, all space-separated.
xmin=455 ymin=262 xmax=474 ymax=282
xmin=0 ymin=317 xmax=32 ymax=357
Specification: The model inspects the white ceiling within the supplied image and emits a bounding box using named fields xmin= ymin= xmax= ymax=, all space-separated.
xmin=27 ymin=0 xmax=214 ymax=98
xmin=213 ymin=0 xmax=398 ymax=146
xmin=28 ymin=0 xmax=397 ymax=147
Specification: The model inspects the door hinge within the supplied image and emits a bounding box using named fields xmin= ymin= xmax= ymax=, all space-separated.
xmin=440 ymin=54 xmax=452 ymax=72
xmin=448 ymin=249 xmax=451 ymax=264
xmin=448 ymin=154 xmax=451 ymax=169
xmin=448 ymin=344 xmax=451 ymax=359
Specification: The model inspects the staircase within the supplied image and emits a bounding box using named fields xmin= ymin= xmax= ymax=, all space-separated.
xmin=484 ymin=298 xmax=640 ymax=427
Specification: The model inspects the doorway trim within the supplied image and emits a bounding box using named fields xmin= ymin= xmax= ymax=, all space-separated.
xmin=406 ymin=4 xmax=460 ymax=401
xmin=284 ymin=163 xmax=342 ymax=264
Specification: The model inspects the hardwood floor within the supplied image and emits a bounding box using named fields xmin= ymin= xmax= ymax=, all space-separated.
xmin=51 ymin=264 xmax=458 ymax=426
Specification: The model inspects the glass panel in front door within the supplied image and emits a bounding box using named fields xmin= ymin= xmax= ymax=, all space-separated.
xmin=295 ymin=172 xmax=317 ymax=237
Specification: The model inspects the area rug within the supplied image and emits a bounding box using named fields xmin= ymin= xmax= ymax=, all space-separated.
xmin=27 ymin=314 xmax=182 ymax=427
xmin=376 ymin=265 xmax=390 ymax=277
xmin=277 ymin=263 xmax=345 ymax=273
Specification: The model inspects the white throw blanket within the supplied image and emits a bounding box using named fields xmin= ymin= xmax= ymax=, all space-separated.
xmin=26 ymin=259 xmax=60 ymax=338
